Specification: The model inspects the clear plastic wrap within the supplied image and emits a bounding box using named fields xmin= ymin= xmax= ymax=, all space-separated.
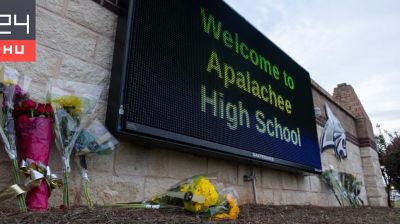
xmin=0 ymin=66 xmax=31 ymax=161
xmin=48 ymin=78 xmax=102 ymax=208
xmin=0 ymin=66 xmax=30 ymax=212
xmin=321 ymin=167 xmax=364 ymax=207
xmin=209 ymin=187 xmax=240 ymax=220
xmin=114 ymin=175 xmax=240 ymax=220
xmin=75 ymin=119 xmax=118 ymax=156
xmin=49 ymin=78 xmax=101 ymax=172
xmin=74 ymin=119 xmax=119 ymax=208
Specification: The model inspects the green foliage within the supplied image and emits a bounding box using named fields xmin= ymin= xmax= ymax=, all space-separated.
xmin=381 ymin=132 xmax=400 ymax=189
xmin=375 ymin=124 xmax=400 ymax=207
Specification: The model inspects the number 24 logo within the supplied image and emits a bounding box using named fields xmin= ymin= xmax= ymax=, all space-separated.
xmin=0 ymin=14 xmax=30 ymax=35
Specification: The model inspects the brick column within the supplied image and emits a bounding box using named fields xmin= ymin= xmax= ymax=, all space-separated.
xmin=333 ymin=83 xmax=387 ymax=206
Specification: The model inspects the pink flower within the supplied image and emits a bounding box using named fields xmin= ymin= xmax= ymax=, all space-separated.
xmin=36 ymin=103 xmax=45 ymax=114
xmin=45 ymin=104 xmax=53 ymax=116
xmin=14 ymin=85 xmax=25 ymax=99
xmin=21 ymin=99 xmax=36 ymax=112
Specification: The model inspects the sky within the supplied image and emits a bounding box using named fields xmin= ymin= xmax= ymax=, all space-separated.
xmin=224 ymin=0 xmax=400 ymax=134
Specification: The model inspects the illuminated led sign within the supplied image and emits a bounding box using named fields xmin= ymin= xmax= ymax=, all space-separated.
xmin=107 ymin=0 xmax=322 ymax=173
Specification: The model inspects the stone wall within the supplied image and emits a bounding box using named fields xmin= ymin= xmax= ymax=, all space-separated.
xmin=0 ymin=0 xmax=387 ymax=207
xmin=0 ymin=0 xmax=117 ymax=207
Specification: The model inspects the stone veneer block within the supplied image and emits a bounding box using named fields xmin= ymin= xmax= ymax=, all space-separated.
xmin=282 ymin=173 xmax=298 ymax=190
xmin=261 ymin=168 xmax=282 ymax=189
xmin=360 ymin=147 xmax=374 ymax=157
xmin=237 ymin=165 xmax=261 ymax=187
xmin=95 ymin=36 xmax=115 ymax=69
xmin=4 ymin=45 xmax=62 ymax=83
xmin=207 ymin=158 xmax=238 ymax=185
xmin=66 ymin=0 xmax=118 ymax=38
xmin=308 ymin=192 xmax=323 ymax=205
xmin=114 ymin=142 xmax=148 ymax=177
xmin=83 ymin=152 xmax=115 ymax=174
xmin=89 ymin=175 xmax=145 ymax=204
xmin=259 ymin=189 xmax=274 ymax=205
xmin=37 ymin=0 xmax=65 ymax=15
xmin=167 ymin=152 xmax=207 ymax=179
xmin=234 ymin=185 xmax=254 ymax=204
xmin=368 ymin=197 xmax=388 ymax=207
xmin=280 ymin=190 xmax=309 ymax=205
xmin=0 ymin=143 xmax=12 ymax=163
xmin=47 ymin=145 xmax=63 ymax=172
xmin=366 ymin=186 xmax=383 ymax=198
xmin=144 ymin=177 xmax=181 ymax=200
xmin=309 ymin=175 xmax=322 ymax=192
xmin=92 ymin=100 xmax=108 ymax=123
xmin=59 ymin=55 xmax=110 ymax=85
xmin=297 ymin=175 xmax=311 ymax=192
xmin=138 ymin=147 xmax=170 ymax=178
xmin=364 ymin=176 xmax=379 ymax=187
xmin=362 ymin=162 xmax=379 ymax=175
xmin=0 ymin=162 xmax=13 ymax=185
xmin=36 ymin=7 xmax=97 ymax=61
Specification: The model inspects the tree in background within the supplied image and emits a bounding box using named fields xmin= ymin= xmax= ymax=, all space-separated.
xmin=375 ymin=124 xmax=400 ymax=207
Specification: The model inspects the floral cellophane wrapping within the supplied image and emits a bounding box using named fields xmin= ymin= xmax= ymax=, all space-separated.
xmin=0 ymin=66 xmax=30 ymax=212
xmin=321 ymin=168 xmax=363 ymax=207
xmin=119 ymin=175 xmax=240 ymax=220
xmin=74 ymin=119 xmax=119 ymax=208
xmin=48 ymin=78 xmax=102 ymax=208
xmin=17 ymin=117 xmax=52 ymax=211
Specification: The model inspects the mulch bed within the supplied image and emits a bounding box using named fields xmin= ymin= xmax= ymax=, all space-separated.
xmin=1 ymin=204 xmax=399 ymax=224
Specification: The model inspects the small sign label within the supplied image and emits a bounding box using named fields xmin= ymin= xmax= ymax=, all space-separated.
xmin=0 ymin=0 xmax=36 ymax=62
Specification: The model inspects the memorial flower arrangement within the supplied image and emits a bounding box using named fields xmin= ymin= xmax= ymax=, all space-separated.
xmin=49 ymin=79 xmax=102 ymax=208
xmin=0 ymin=67 xmax=118 ymax=212
xmin=208 ymin=188 xmax=240 ymax=220
xmin=0 ymin=66 xmax=28 ymax=212
xmin=178 ymin=176 xmax=219 ymax=213
xmin=74 ymin=119 xmax=119 ymax=208
xmin=114 ymin=175 xmax=240 ymax=220
xmin=0 ymin=66 xmax=62 ymax=212
xmin=15 ymin=94 xmax=58 ymax=211
xmin=213 ymin=194 xmax=240 ymax=220
xmin=321 ymin=168 xmax=364 ymax=207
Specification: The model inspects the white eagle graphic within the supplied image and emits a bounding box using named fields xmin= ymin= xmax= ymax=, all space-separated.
xmin=320 ymin=104 xmax=347 ymax=160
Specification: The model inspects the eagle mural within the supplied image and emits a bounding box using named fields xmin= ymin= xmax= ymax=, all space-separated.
xmin=320 ymin=103 xmax=347 ymax=160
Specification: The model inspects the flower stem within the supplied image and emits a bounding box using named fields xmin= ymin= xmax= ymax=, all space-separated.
xmin=63 ymin=171 xmax=70 ymax=208
xmin=83 ymin=180 xmax=93 ymax=208
xmin=11 ymin=159 xmax=27 ymax=212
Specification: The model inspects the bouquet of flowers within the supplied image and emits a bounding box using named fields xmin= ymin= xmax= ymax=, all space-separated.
xmin=48 ymin=79 xmax=102 ymax=208
xmin=74 ymin=119 xmax=119 ymax=208
xmin=15 ymin=95 xmax=57 ymax=211
xmin=0 ymin=66 xmax=29 ymax=212
xmin=321 ymin=168 xmax=364 ymax=207
xmin=114 ymin=175 xmax=240 ymax=220
xmin=205 ymin=187 xmax=240 ymax=220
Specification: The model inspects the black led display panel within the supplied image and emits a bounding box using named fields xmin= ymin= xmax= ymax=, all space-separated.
xmin=107 ymin=0 xmax=322 ymax=173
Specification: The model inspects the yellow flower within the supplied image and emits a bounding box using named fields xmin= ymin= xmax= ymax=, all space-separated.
xmin=180 ymin=183 xmax=189 ymax=192
xmin=53 ymin=96 xmax=83 ymax=116
xmin=180 ymin=176 xmax=218 ymax=213
xmin=2 ymin=79 xmax=16 ymax=86
xmin=213 ymin=195 xmax=240 ymax=220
